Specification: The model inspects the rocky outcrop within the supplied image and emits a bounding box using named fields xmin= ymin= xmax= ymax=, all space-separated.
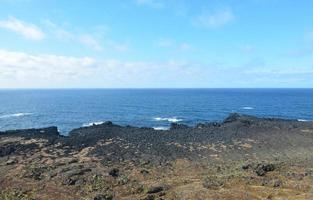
xmin=1 ymin=113 xmax=313 ymax=163
xmin=0 ymin=126 xmax=60 ymax=138
xmin=242 ymin=162 xmax=277 ymax=176
xmin=170 ymin=123 xmax=189 ymax=130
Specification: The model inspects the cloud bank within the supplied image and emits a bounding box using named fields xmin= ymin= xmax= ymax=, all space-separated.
xmin=0 ymin=49 xmax=211 ymax=88
xmin=1 ymin=49 xmax=311 ymax=88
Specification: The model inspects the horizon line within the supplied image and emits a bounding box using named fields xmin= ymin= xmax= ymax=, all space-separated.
xmin=0 ymin=87 xmax=313 ymax=90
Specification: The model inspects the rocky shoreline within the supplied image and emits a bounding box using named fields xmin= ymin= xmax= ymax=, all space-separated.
xmin=1 ymin=113 xmax=313 ymax=199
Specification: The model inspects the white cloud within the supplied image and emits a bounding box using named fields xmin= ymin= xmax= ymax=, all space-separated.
xmin=0 ymin=17 xmax=44 ymax=40
xmin=1 ymin=49 xmax=311 ymax=88
xmin=0 ymin=49 xmax=94 ymax=80
xmin=43 ymin=19 xmax=103 ymax=51
xmin=42 ymin=19 xmax=73 ymax=40
xmin=43 ymin=19 xmax=128 ymax=52
xmin=0 ymin=49 xmax=212 ymax=88
xmin=193 ymin=9 xmax=235 ymax=28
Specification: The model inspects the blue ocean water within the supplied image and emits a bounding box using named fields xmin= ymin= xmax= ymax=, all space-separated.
xmin=0 ymin=89 xmax=312 ymax=134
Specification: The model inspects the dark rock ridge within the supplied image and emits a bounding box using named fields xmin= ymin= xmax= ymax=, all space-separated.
xmin=0 ymin=113 xmax=306 ymax=138
xmin=0 ymin=126 xmax=60 ymax=139
xmin=1 ymin=113 xmax=313 ymax=164
xmin=0 ymin=126 xmax=61 ymax=157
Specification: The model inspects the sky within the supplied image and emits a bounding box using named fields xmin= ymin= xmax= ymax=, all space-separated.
xmin=0 ymin=0 xmax=313 ymax=88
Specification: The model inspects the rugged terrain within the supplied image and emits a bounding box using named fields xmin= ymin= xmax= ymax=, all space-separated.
xmin=1 ymin=113 xmax=313 ymax=200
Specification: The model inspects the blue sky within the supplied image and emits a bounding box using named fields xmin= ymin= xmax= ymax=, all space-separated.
xmin=0 ymin=0 xmax=313 ymax=88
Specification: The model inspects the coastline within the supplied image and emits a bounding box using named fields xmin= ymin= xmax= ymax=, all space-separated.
xmin=1 ymin=113 xmax=313 ymax=199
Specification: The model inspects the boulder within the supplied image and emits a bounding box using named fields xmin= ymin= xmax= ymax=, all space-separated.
xmin=170 ymin=123 xmax=189 ymax=130
xmin=147 ymin=185 xmax=164 ymax=194
xmin=255 ymin=163 xmax=276 ymax=176
xmin=109 ymin=168 xmax=119 ymax=177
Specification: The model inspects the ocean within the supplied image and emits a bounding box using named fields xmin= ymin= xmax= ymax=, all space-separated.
xmin=0 ymin=89 xmax=312 ymax=134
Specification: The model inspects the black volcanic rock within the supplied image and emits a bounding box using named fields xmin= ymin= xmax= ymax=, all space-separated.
xmin=1 ymin=113 xmax=313 ymax=165
xmin=146 ymin=185 xmax=164 ymax=194
xmin=255 ymin=163 xmax=276 ymax=176
xmin=0 ymin=143 xmax=39 ymax=157
xmin=0 ymin=126 xmax=60 ymax=139
xmin=223 ymin=113 xmax=242 ymax=123
xmin=223 ymin=113 xmax=261 ymax=125
xmin=170 ymin=123 xmax=189 ymax=130
xmin=196 ymin=122 xmax=221 ymax=129
xmin=109 ymin=168 xmax=119 ymax=177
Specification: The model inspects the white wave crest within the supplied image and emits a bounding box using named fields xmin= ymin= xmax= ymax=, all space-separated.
xmin=0 ymin=113 xmax=33 ymax=119
xmin=242 ymin=107 xmax=254 ymax=110
xmin=83 ymin=121 xmax=105 ymax=127
xmin=153 ymin=117 xmax=183 ymax=123
xmin=298 ymin=119 xmax=309 ymax=122
xmin=153 ymin=126 xmax=169 ymax=131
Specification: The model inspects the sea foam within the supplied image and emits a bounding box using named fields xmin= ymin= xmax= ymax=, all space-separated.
xmin=0 ymin=113 xmax=33 ymax=119
xmin=242 ymin=107 xmax=254 ymax=110
xmin=298 ymin=119 xmax=309 ymax=122
xmin=153 ymin=126 xmax=169 ymax=131
xmin=153 ymin=117 xmax=183 ymax=123
xmin=83 ymin=121 xmax=105 ymax=127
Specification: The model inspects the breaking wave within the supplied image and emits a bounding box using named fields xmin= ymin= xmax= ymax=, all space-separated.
xmin=298 ymin=119 xmax=310 ymax=122
xmin=242 ymin=107 xmax=254 ymax=110
xmin=83 ymin=121 xmax=105 ymax=127
xmin=153 ymin=117 xmax=183 ymax=123
xmin=153 ymin=126 xmax=169 ymax=131
xmin=0 ymin=113 xmax=33 ymax=119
